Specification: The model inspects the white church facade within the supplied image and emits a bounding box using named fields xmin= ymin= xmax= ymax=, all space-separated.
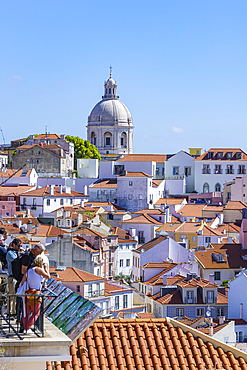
xmin=87 ymin=72 xmax=134 ymax=160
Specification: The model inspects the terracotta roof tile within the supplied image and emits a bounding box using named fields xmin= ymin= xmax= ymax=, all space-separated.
xmin=117 ymin=154 xmax=168 ymax=162
xmin=90 ymin=179 xmax=117 ymax=188
xmin=117 ymin=171 xmax=152 ymax=178
xmin=195 ymin=243 xmax=247 ymax=269
xmin=20 ymin=185 xmax=88 ymax=197
xmin=195 ymin=148 xmax=247 ymax=161
xmin=132 ymin=208 xmax=165 ymax=215
xmin=0 ymin=185 xmax=35 ymax=196
xmin=224 ymin=201 xmax=247 ymax=210
xmin=177 ymin=204 xmax=206 ymax=217
xmin=34 ymin=134 xmax=61 ymax=140
xmin=136 ymin=235 xmax=167 ymax=252
xmin=155 ymin=197 xmax=186 ymax=205
xmin=49 ymin=267 xmax=104 ymax=282
xmin=121 ymin=214 xmax=163 ymax=226
xmin=50 ymin=318 xmax=247 ymax=370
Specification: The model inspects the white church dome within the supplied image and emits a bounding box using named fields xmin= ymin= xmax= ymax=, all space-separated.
xmin=88 ymin=98 xmax=132 ymax=125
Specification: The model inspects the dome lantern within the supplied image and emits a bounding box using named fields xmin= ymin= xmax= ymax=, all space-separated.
xmin=103 ymin=70 xmax=118 ymax=99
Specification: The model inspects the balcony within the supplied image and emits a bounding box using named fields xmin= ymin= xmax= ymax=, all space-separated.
xmin=225 ymin=169 xmax=234 ymax=174
xmin=85 ymin=289 xmax=105 ymax=299
xmin=202 ymin=169 xmax=211 ymax=174
xmin=31 ymin=206 xmax=37 ymax=210
xmin=21 ymin=205 xmax=27 ymax=210
xmin=109 ymin=258 xmax=114 ymax=264
xmin=138 ymin=237 xmax=145 ymax=244
xmin=214 ymin=169 xmax=222 ymax=174
xmin=238 ymin=169 xmax=246 ymax=174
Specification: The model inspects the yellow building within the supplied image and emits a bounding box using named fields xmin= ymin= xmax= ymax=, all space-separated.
xmin=189 ymin=148 xmax=202 ymax=158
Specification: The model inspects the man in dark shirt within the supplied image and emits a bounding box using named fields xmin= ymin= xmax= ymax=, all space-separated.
xmin=0 ymin=228 xmax=8 ymax=311
xmin=20 ymin=243 xmax=44 ymax=284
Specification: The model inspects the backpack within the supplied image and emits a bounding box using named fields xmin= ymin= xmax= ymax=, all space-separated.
xmin=11 ymin=252 xmax=22 ymax=282
xmin=12 ymin=250 xmax=33 ymax=282
xmin=0 ymin=246 xmax=7 ymax=270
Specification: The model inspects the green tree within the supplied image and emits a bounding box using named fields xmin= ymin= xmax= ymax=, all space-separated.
xmin=65 ymin=136 xmax=101 ymax=169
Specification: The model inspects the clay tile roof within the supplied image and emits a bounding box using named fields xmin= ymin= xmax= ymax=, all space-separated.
xmin=30 ymin=224 xmax=69 ymax=237
xmin=155 ymin=197 xmax=186 ymax=205
xmin=35 ymin=134 xmax=60 ymax=139
xmin=0 ymin=185 xmax=35 ymax=196
xmin=49 ymin=317 xmax=247 ymax=370
xmin=198 ymin=322 xmax=229 ymax=335
xmin=105 ymin=281 xmax=133 ymax=293
xmin=195 ymin=148 xmax=247 ymax=161
xmin=177 ymin=204 xmax=206 ymax=217
xmin=76 ymin=227 xmax=107 ymax=239
xmin=203 ymin=205 xmax=224 ymax=212
xmin=49 ymin=267 xmax=104 ymax=282
xmin=117 ymin=171 xmax=152 ymax=177
xmin=224 ymin=201 xmax=247 ymax=210
xmin=117 ymin=154 xmax=168 ymax=162
xmin=0 ymin=168 xmax=32 ymax=178
xmin=120 ymin=214 xmax=163 ymax=226
xmin=195 ymin=243 xmax=247 ymax=269
xmin=132 ymin=208 xmax=165 ymax=215
xmin=136 ymin=235 xmax=167 ymax=252
xmin=111 ymin=226 xmax=132 ymax=239
xmin=152 ymin=179 xmax=164 ymax=187
xmin=135 ymin=312 xmax=155 ymax=319
xmin=90 ymin=179 xmax=117 ymax=188
xmin=156 ymin=222 xmax=181 ymax=233
xmin=20 ymin=185 xmax=88 ymax=197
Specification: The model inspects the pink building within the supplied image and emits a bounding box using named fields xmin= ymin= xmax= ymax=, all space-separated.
xmin=0 ymin=200 xmax=16 ymax=217
xmin=188 ymin=191 xmax=222 ymax=205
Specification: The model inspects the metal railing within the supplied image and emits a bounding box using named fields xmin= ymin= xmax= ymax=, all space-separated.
xmin=85 ymin=289 xmax=105 ymax=298
xmin=238 ymin=169 xmax=246 ymax=174
xmin=0 ymin=293 xmax=46 ymax=338
xmin=202 ymin=169 xmax=211 ymax=174
xmin=225 ymin=169 xmax=234 ymax=174
xmin=214 ymin=169 xmax=222 ymax=174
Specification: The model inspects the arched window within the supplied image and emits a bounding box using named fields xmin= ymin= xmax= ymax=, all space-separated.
xmin=215 ymin=183 xmax=221 ymax=192
xmin=104 ymin=132 xmax=112 ymax=147
xmin=120 ymin=132 xmax=127 ymax=148
xmin=203 ymin=182 xmax=210 ymax=193
xmin=109 ymin=88 xmax=111 ymax=94
xmin=91 ymin=132 xmax=96 ymax=146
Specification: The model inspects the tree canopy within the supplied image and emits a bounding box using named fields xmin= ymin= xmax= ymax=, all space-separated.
xmin=65 ymin=135 xmax=101 ymax=169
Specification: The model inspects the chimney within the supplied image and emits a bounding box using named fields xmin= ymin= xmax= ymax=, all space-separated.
xmin=35 ymin=224 xmax=39 ymax=233
xmin=209 ymin=274 xmax=214 ymax=284
xmin=60 ymin=134 xmax=65 ymax=140
xmin=49 ymin=184 xmax=55 ymax=195
xmin=209 ymin=326 xmax=214 ymax=336
xmin=65 ymin=186 xmax=71 ymax=194
xmin=15 ymin=219 xmax=22 ymax=228
xmin=130 ymin=228 xmax=136 ymax=238
xmin=27 ymin=220 xmax=32 ymax=233
xmin=163 ymin=275 xmax=167 ymax=285
xmin=218 ymin=316 xmax=225 ymax=325
xmin=59 ymin=185 xmax=63 ymax=194
xmin=83 ymin=185 xmax=88 ymax=196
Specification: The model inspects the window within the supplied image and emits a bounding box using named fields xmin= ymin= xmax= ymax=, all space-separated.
xmin=207 ymin=291 xmax=214 ymax=303
xmin=31 ymin=150 xmax=33 ymax=155
xmin=192 ymin=236 xmax=196 ymax=242
xmin=214 ymin=271 xmax=221 ymax=281
xmin=6 ymin=212 xmax=9 ymax=217
xmin=237 ymin=331 xmax=243 ymax=343
xmin=36 ymin=159 xmax=39 ymax=164
xmin=217 ymin=307 xmax=225 ymax=317
xmin=227 ymin=192 xmax=231 ymax=201
xmin=119 ymin=245 xmax=123 ymax=250
xmin=60 ymin=199 xmax=64 ymax=205
xmin=126 ymin=244 xmax=129 ymax=249
xmin=176 ymin=308 xmax=184 ymax=317
xmin=138 ymin=231 xmax=145 ymax=244
xmin=196 ymin=308 xmax=204 ymax=316
xmin=173 ymin=167 xmax=179 ymax=175
xmin=207 ymin=151 xmax=214 ymax=159
xmin=30 ymin=159 xmax=33 ymax=163
xmin=76 ymin=285 xmax=80 ymax=292
xmin=217 ymin=152 xmax=223 ymax=159
xmin=1 ymin=205 xmax=5 ymax=209
xmin=202 ymin=164 xmax=210 ymax=174
xmin=126 ymin=259 xmax=130 ymax=266
xmin=215 ymin=183 xmax=221 ymax=192
xmin=33 ymin=198 xmax=36 ymax=206
xmin=187 ymin=291 xmax=194 ymax=304
xmin=38 ymin=151 xmax=41 ymax=155
xmin=214 ymin=165 xmax=222 ymax=174
xmin=238 ymin=165 xmax=246 ymax=174
xmin=236 ymin=152 xmax=242 ymax=159
xmin=105 ymin=137 xmax=111 ymax=146
xmin=46 ymin=199 xmax=50 ymax=206
xmin=205 ymin=236 xmax=211 ymax=244
xmin=203 ymin=183 xmax=209 ymax=193
xmin=120 ymin=259 xmax=123 ymax=267
xmin=184 ymin=167 xmax=191 ymax=176
xmin=115 ymin=296 xmax=119 ymax=310
xmin=226 ymin=152 xmax=233 ymax=159
xmin=121 ymin=137 xmax=124 ymax=146
xmin=128 ymin=194 xmax=132 ymax=200
xmin=226 ymin=165 xmax=233 ymax=174
xmin=129 ymin=181 xmax=133 ymax=186
xmin=138 ymin=194 xmax=142 ymax=200
xmin=123 ymin=295 xmax=128 ymax=308
xmin=109 ymin=88 xmax=111 ymax=94
xmin=88 ymin=284 xmax=92 ymax=296
xmin=23 ymin=198 xmax=26 ymax=205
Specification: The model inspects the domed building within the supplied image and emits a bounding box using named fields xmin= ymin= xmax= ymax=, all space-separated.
xmin=87 ymin=72 xmax=134 ymax=160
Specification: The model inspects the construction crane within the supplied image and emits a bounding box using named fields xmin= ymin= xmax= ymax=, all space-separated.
xmin=0 ymin=127 xmax=5 ymax=146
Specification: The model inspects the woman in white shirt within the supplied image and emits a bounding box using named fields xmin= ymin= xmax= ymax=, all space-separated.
xmin=23 ymin=257 xmax=50 ymax=332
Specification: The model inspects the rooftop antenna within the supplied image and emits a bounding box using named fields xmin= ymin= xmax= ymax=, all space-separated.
xmin=0 ymin=127 xmax=5 ymax=145
xmin=45 ymin=125 xmax=48 ymax=141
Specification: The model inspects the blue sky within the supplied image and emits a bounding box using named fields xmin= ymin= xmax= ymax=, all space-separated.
xmin=0 ymin=1 xmax=247 ymax=154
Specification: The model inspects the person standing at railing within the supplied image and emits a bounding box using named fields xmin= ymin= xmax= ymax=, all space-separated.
xmin=22 ymin=257 xmax=50 ymax=333
xmin=6 ymin=238 xmax=22 ymax=319
xmin=0 ymin=228 xmax=9 ymax=313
